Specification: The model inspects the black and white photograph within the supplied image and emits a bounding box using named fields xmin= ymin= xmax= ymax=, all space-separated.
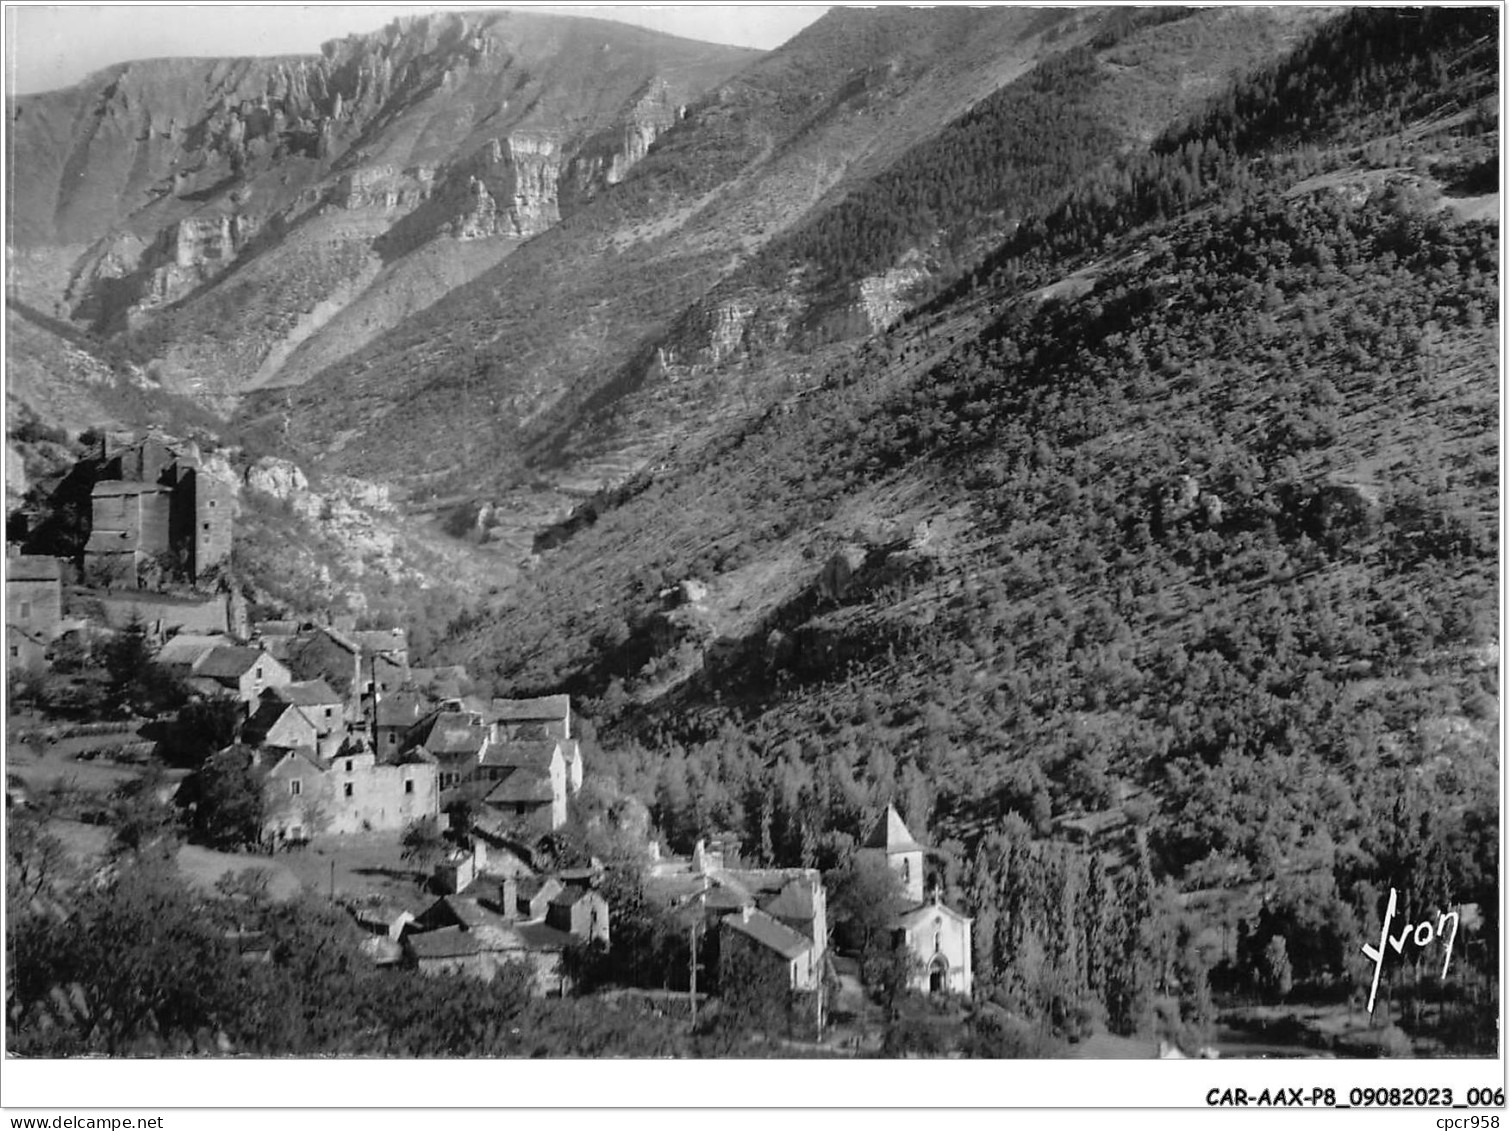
xmin=0 ymin=0 xmax=1501 ymax=1110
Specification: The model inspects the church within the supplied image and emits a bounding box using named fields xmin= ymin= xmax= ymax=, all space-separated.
xmin=862 ymin=805 xmax=973 ymax=996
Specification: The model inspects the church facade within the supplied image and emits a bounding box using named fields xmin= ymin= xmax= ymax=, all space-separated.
xmin=863 ymin=805 xmax=973 ymax=996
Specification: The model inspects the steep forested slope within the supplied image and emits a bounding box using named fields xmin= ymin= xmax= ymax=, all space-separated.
xmin=434 ymin=7 xmax=1498 ymax=1049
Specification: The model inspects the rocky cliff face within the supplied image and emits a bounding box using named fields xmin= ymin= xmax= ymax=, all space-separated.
xmin=8 ymin=10 xmax=761 ymax=389
xmin=450 ymin=134 xmax=563 ymax=239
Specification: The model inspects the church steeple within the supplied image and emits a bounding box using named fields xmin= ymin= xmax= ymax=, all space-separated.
xmin=864 ymin=804 xmax=925 ymax=903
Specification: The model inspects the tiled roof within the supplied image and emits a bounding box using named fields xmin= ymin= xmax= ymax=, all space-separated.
xmin=242 ymin=700 xmax=303 ymax=744
xmin=272 ymin=679 xmax=342 ymax=707
xmin=478 ymin=740 xmax=559 ymax=770
xmin=896 ymin=899 xmax=973 ymax=929
xmin=374 ymin=692 xmax=428 ymax=728
xmin=261 ymin=747 xmax=324 ymax=774
xmin=512 ymin=920 xmax=575 ymax=952
xmin=405 ymin=927 xmax=480 ymax=960
xmin=355 ymin=904 xmax=413 ymax=929
xmin=6 ymin=555 xmax=63 ymax=582
xmin=434 ymin=896 xmax=492 ymax=931
xmin=485 ymin=770 xmax=555 ymax=805
xmin=156 ymin=634 xmax=231 ymax=667
xmin=413 ymin=711 xmax=489 ymax=755
xmin=186 ymin=676 xmax=229 ymax=698
xmin=259 ymin=636 xmax=296 ymax=662
xmin=760 ymin=879 xmax=818 ymax=922
xmin=193 ymin=646 xmax=268 ymax=679
xmin=382 ymin=746 xmax=437 ymax=768
xmin=517 ymin=877 xmax=564 ymax=905
xmin=722 ymin=909 xmax=813 ymax=961
xmin=863 ymin=805 xmax=926 ymax=854
xmin=490 ymin=695 xmax=570 ymax=723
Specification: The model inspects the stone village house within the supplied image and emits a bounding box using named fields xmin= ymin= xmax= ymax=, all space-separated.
xmin=259 ymin=742 xmax=441 ymax=841
xmin=647 ymin=837 xmax=829 ymax=994
xmin=5 ymin=552 xmax=65 ymax=670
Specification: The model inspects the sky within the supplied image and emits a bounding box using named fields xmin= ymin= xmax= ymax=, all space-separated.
xmin=3 ymin=4 xmax=832 ymax=96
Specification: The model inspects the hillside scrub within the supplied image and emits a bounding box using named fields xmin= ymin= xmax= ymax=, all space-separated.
xmin=439 ymin=7 xmax=1498 ymax=1052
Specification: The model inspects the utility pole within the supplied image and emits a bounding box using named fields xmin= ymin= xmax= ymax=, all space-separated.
xmin=689 ymin=891 xmax=706 ymax=1029
xmin=815 ymin=960 xmax=824 ymax=1042
xmin=689 ymin=918 xmax=699 ymax=1028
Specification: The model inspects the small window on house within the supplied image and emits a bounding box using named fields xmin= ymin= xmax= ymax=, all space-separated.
xmin=18 ymin=601 xmax=30 ymax=619
xmin=255 ymin=666 xmax=263 ymax=680
xmin=345 ymin=759 xmax=353 ymax=772
xmin=343 ymin=782 xmax=354 ymax=798
xmin=209 ymin=500 xmax=217 ymax=508
xmin=404 ymin=779 xmax=414 ymax=794
xmin=325 ymin=707 xmax=333 ymax=719
xmin=290 ymin=780 xmax=302 ymax=796
xmin=388 ymin=734 xmax=396 ymax=745
xmin=8 ymin=645 xmax=18 ymax=659
xmin=202 ymin=522 xmax=211 ymax=531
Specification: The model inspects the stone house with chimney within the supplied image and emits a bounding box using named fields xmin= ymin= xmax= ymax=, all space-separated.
xmin=396 ymin=696 xmax=584 ymax=832
xmin=187 ymin=646 xmax=292 ymax=710
xmin=649 ymin=837 xmax=829 ymax=979
xmin=404 ymin=892 xmax=586 ymax=994
xmin=370 ymin=690 xmax=430 ymax=754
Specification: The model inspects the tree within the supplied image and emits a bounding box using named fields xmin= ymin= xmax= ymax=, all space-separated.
xmin=190 ymin=746 xmax=266 ymax=850
xmin=101 ymin=616 xmax=189 ymax=717
xmin=5 ymin=804 xmax=73 ymax=915
xmin=1258 ymin=935 xmax=1294 ymax=1003
xmin=160 ymin=695 xmax=242 ymax=766
xmin=107 ymin=767 xmax=183 ymax=860
xmin=36 ymin=859 xmax=236 ymax=1054
xmin=828 ymin=850 xmax=908 ymax=955
xmin=400 ymin=816 xmax=447 ymax=884
xmin=716 ymin=938 xmax=794 ymax=1039
xmin=101 ymin=616 xmax=156 ymax=715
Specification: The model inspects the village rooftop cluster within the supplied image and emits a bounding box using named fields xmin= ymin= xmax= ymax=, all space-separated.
xmin=6 ymin=431 xmax=972 ymax=1019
